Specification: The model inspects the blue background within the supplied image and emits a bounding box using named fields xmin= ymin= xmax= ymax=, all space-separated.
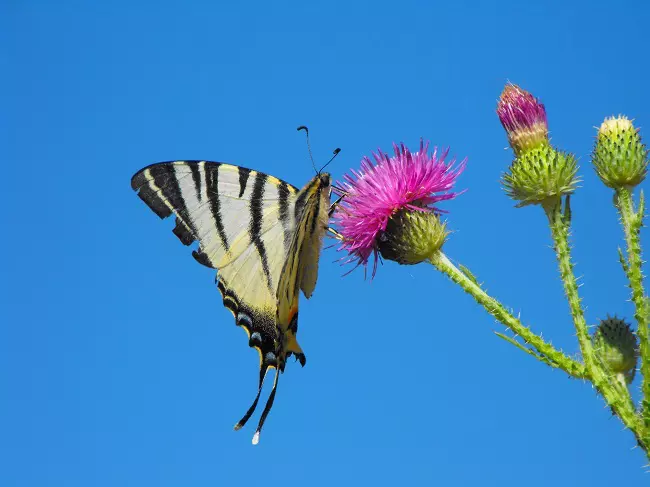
xmin=4 ymin=0 xmax=650 ymax=485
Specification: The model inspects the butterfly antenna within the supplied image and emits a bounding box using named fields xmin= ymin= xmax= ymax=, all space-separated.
xmin=297 ymin=125 xmax=318 ymax=174
xmin=320 ymin=147 xmax=341 ymax=173
xmin=251 ymin=368 xmax=280 ymax=445
xmin=234 ymin=366 xmax=269 ymax=431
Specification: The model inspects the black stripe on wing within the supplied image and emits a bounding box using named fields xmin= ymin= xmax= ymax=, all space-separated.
xmin=207 ymin=164 xmax=230 ymax=251
xmin=278 ymin=181 xmax=292 ymax=251
xmin=190 ymin=164 xmax=203 ymax=202
xmin=238 ymin=167 xmax=251 ymax=198
xmin=249 ymin=172 xmax=274 ymax=293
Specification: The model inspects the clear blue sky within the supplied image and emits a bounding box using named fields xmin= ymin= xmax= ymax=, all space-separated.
xmin=3 ymin=0 xmax=650 ymax=485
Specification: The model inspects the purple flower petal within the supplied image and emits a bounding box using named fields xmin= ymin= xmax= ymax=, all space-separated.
xmin=497 ymin=84 xmax=548 ymax=153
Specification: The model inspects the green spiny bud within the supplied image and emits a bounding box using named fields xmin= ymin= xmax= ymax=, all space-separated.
xmin=592 ymin=116 xmax=648 ymax=189
xmin=378 ymin=209 xmax=448 ymax=265
xmin=501 ymin=144 xmax=579 ymax=207
xmin=592 ymin=316 xmax=638 ymax=385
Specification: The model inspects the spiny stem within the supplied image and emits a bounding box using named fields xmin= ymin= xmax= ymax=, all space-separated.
xmin=429 ymin=251 xmax=586 ymax=379
xmin=542 ymin=197 xmax=644 ymax=449
xmin=616 ymin=187 xmax=650 ymax=432
xmin=542 ymin=199 xmax=594 ymax=369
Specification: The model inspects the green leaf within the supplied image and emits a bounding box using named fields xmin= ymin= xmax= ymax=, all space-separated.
xmin=458 ymin=264 xmax=480 ymax=286
xmin=494 ymin=331 xmax=555 ymax=367
xmin=618 ymin=247 xmax=629 ymax=275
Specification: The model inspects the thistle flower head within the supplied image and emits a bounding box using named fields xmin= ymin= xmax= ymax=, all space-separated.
xmin=497 ymin=83 xmax=549 ymax=155
xmin=592 ymin=316 xmax=638 ymax=385
xmin=592 ymin=115 xmax=648 ymax=189
xmin=502 ymin=145 xmax=579 ymax=207
xmin=333 ymin=140 xmax=465 ymax=273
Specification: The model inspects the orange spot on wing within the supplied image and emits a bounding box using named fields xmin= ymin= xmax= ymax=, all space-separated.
xmin=288 ymin=306 xmax=299 ymax=322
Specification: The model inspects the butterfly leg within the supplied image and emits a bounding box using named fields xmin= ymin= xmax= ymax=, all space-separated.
xmin=328 ymin=190 xmax=346 ymax=217
xmin=326 ymin=191 xmax=346 ymax=241
xmin=327 ymin=227 xmax=344 ymax=240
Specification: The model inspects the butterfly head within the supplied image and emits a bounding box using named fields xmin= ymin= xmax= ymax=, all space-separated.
xmin=319 ymin=173 xmax=331 ymax=188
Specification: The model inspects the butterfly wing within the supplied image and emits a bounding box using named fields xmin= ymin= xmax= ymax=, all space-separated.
xmin=131 ymin=161 xmax=299 ymax=366
xmin=131 ymin=161 xmax=330 ymax=443
xmin=277 ymin=176 xmax=331 ymax=333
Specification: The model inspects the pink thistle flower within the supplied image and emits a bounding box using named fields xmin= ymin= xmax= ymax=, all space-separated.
xmin=333 ymin=140 xmax=465 ymax=274
xmin=497 ymin=83 xmax=549 ymax=155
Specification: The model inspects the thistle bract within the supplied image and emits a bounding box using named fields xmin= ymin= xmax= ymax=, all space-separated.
xmin=592 ymin=116 xmax=648 ymax=189
xmin=592 ymin=316 xmax=638 ymax=385
xmin=502 ymin=145 xmax=579 ymax=207
xmin=333 ymin=140 xmax=465 ymax=274
xmin=377 ymin=209 xmax=448 ymax=265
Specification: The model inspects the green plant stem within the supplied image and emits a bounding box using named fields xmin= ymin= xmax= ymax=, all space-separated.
xmin=615 ymin=188 xmax=650 ymax=430
xmin=429 ymin=251 xmax=586 ymax=379
xmin=542 ymin=197 xmax=645 ymax=450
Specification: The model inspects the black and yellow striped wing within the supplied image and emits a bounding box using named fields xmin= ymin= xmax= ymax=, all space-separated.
xmin=131 ymin=160 xmax=331 ymax=444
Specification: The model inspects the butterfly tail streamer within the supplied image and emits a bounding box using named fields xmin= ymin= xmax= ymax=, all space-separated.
xmin=251 ymin=368 xmax=280 ymax=445
xmin=234 ymin=366 xmax=269 ymax=431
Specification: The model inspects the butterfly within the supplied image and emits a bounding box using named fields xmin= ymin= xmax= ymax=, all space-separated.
xmin=131 ymin=147 xmax=341 ymax=444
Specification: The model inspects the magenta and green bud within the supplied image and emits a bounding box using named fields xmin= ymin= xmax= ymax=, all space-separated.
xmin=592 ymin=116 xmax=648 ymax=189
xmin=378 ymin=209 xmax=448 ymax=265
xmin=497 ymin=84 xmax=549 ymax=155
xmin=592 ymin=316 xmax=638 ymax=385
xmin=502 ymin=145 xmax=579 ymax=207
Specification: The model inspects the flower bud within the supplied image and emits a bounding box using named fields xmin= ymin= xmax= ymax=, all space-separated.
xmin=497 ymin=84 xmax=549 ymax=155
xmin=592 ymin=316 xmax=638 ymax=385
xmin=501 ymin=145 xmax=579 ymax=207
xmin=377 ymin=209 xmax=448 ymax=265
xmin=592 ymin=116 xmax=648 ymax=189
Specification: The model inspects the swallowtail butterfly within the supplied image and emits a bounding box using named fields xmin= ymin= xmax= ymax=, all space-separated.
xmin=131 ymin=152 xmax=336 ymax=444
